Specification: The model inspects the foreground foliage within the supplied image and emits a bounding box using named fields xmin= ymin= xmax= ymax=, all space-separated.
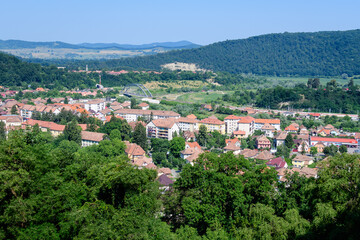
xmin=1 ymin=129 xmax=360 ymax=239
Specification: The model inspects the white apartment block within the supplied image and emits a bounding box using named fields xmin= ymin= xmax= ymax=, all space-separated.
xmin=146 ymin=118 xmax=180 ymax=141
xmin=176 ymin=117 xmax=199 ymax=132
xmin=115 ymin=109 xmax=180 ymax=122
xmin=84 ymin=99 xmax=106 ymax=113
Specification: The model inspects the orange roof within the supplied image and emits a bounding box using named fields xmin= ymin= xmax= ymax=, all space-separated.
xmin=81 ymin=131 xmax=105 ymax=142
xmin=238 ymin=116 xmax=255 ymax=124
xmin=226 ymin=138 xmax=240 ymax=145
xmin=124 ymin=141 xmax=145 ymax=156
xmin=224 ymin=115 xmax=242 ymax=120
xmin=138 ymin=102 xmax=149 ymax=107
xmin=186 ymin=114 xmax=197 ymax=119
xmin=23 ymin=119 xmax=65 ymax=131
xmin=285 ymin=124 xmax=298 ymax=131
xmin=309 ymin=113 xmax=321 ymax=117
xmin=233 ymin=130 xmax=246 ymax=135
xmin=186 ymin=141 xmax=201 ymax=149
xmin=311 ymin=137 xmax=357 ymax=144
xmin=255 ymin=119 xmax=280 ymax=124
xmin=199 ymin=117 xmax=224 ymax=125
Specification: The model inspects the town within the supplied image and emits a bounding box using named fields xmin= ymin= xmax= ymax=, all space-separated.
xmin=1 ymin=85 xmax=359 ymax=188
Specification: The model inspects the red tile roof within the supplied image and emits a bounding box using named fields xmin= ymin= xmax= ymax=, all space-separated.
xmin=224 ymin=115 xmax=242 ymax=120
xmin=23 ymin=119 xmax=65 ymax=131
xmin=186 ymin=142 xmax=201 ymax=149
xmin=238 ymin=116 xmax=255 ymax=124
xmin=311 ymin=136 xmax=357 ymax=144
xmin=255 ymin=119 xmax=280 ymax=124
xmin=199 ymin=117 xmax=224 ymax=125
xmin=81 ymin=131 xmax=105 ymax=142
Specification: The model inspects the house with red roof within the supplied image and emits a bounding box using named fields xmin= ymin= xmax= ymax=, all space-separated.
xmin=138 ymin=102 xmax=149 ymax=110
xmin=266 ymin=157 xmax=288 ymax=169
xmin=255 ymin=135 xmax=271 ymax=149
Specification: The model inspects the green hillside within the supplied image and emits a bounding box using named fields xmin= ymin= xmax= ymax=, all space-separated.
xmin=75 ymin=29 xmax=360 ymax=76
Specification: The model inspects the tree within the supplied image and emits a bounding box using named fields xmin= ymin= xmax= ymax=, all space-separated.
xmin=64 ymin=97 xmax=69 ymax=104
xmin=63 ymin=120 xmax=82 ymax=144
xmin=339 ymin=145 xmax=347 ymax=153
xmin=10 ymin=105 xmax=18 ymax=114
xmin=133 ymin=122 xmax=147 ymax=151
xmin=130 ymin=98 xmax=137 ymax=109
xmin=285 ymin=134 xmax=294 ymax=149
xmin=169 ymin=137 xmax=185 ymax=158
xmin=310 ymin=146 xmax=318 ymax=156
xmin=197 ymin=125 xmax=208 ymax=147
xmin=323 ymin=145 xmax=338 ymax=156
xmin=301 ymin=142 xmax=306 ymax=155
xmin=0 ymin=121 xmax=6 ymax=141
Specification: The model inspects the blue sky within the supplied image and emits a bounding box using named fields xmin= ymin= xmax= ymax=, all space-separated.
xmin=1 ymin=0 xmax=359 ymax=45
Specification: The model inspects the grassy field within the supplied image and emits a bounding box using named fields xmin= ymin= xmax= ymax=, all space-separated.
xmin=176 ymin=91 xmax=232 ymax=103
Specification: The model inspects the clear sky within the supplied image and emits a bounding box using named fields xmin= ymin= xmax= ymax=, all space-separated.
xmin=1 ymin=0 xmax=359 ymax=45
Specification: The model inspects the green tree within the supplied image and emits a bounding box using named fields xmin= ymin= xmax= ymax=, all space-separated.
xmin=285 ymin=134 xmax=294 ymax=149
xmin=310 ymin=146 xmax=318 ymax=156
xmin=323 ymin=145 xmax=338 ymax=156
xmin=0 ymin=121 xmax=6 ymax=141
xmin=197 ymin=125 xmax=208 ymax=147
xmin=133 ymin=122 xmax=148 ymax=151
xmin=63 ymin=120 xmax=82 ymax=144
xmin=169 ymin=137 xmax=185 ymax=158
xmin=339 ymin=145 xmax=347 ymax=153
xmin=10 ymin=105 xmax=18 ymax=114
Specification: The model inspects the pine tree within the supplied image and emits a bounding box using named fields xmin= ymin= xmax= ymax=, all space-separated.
xmin=64 ymin=120 xmax=82 ymax=145
xmin=133 ymin=122 xmax=147 ymax=151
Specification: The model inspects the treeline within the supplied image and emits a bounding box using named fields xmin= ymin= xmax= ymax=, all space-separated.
xmin=0 ymin=52 xmax=95 ymax=89
xmin=1 ymin=128 xmax=360 ymax=239
xmin=223 ymin=79 xmax=360 ymax=114
xmin=31 ymin=29 xmax=360 ymax=76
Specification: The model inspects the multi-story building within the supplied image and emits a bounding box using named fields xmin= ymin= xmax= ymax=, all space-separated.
xmin=81 ymin=131 xmax=105 ymax=147
xmin=84 ymin=99 xmax=106 ymax=113
xmin=237 ymin=116 xmax=255 ymax=137
xmin=146 ymin=118 xmax=180 ymax=141
xmin=224 ymin=115 xmax=242 ymax=135
xmin=22 ymin=119 xmax=65 ymax=137
xmin=115 ymin=109 xmax=180 ymax=122
xmin=176 ymin=117 xmax=199 ymax=132
xmin=254 ymin=119 xmax=281 ymax=131
xmin=197 ymin=116 xmax=225 ymax=134
xmin=255 ymin=135 xmax=271 ymax=149
xmin=310 ymin=136 xmax=358 ymax=148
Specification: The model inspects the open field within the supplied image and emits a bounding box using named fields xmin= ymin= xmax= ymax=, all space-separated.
xmin=143 ymin=80 xmax=209 ymax=90
xmin=175 ymin=91 xmax=232 ymax=103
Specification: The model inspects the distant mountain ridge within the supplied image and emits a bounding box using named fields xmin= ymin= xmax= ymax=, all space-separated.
xmin=0 ymin=39 xmax=200 ymax=50
xmin=87 ymin=29 xmax=360 ymax=76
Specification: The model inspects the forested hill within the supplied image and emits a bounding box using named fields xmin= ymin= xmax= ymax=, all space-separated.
xmin=76 ymin=29 xmax=360 ymax=76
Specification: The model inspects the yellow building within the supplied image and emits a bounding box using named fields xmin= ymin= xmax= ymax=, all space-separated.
xmin=198 ymin=116 xmax=225 ymax=134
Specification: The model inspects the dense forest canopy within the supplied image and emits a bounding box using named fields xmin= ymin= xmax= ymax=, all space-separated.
xmin=1 ymin=128 xmax=360 ymax=239
xmin=28 ymin=29 xmax=360 ymax=76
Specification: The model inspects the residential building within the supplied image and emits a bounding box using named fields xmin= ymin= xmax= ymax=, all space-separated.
xmin=81 ymin=131 xmax=105 ymax=147
xmin=232 ymin=130 xmax=246 ymax=139
xmin=254 ymin=119 xmax=280 ymax=131
xmin=115 ymin=109 xmax=180 ymax=122
xmin=261 ymin=123 xmax=276 ymax=138
xmin=237 ymin=116 xmax=255 ymax=137
xmin=176 ymin=117 xmax=199 ymax=132
xmin=22 ymin=119 xmax=65 ymax=137
xmin=255 ymin=135 xmax=271 ymax=149
xmin=138 ymin=102 xmax=149 ymax=110
xmin=124 ymin=141 xmax=146 ymax=161
xmin=146 ymin=118 xmax=180 ymax=141
xmin=285 ymin=123 xmax=299 ymax=133
xmin=266 ymin=157 xmax=288 ymax=169
xmin=275 ymin=131 xmax=287 ymax=148
xmin=310 ymin=136 xmax=358 ymax=148
xmin=84 ymin=99 xmax=106 ymax=113
xmin=224 ymin=115 xmax=242 ymax=135
xmin=292 ymin=154 xmax=314 ymax=168
xmin=198 ymin=116 xmax=225 ymax=134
